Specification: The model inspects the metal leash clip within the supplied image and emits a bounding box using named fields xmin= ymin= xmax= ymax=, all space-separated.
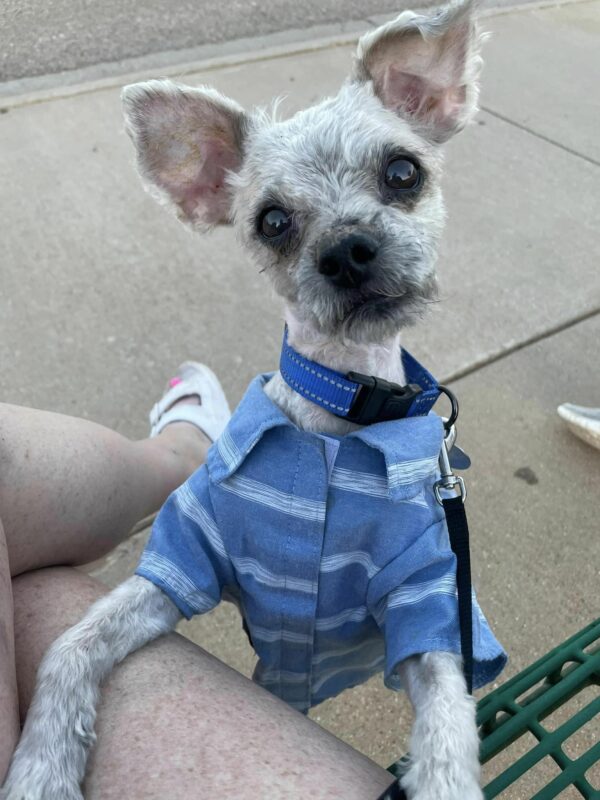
xmin=434 ymin=424 xmax=467 ymax=505
xmin=434 ymin=386 xmax=467 ymax=505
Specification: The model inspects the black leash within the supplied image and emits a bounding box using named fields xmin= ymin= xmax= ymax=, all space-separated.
xmin=443 ymin=493 xmax=474 ymax=694
xmin=433 ymin=387 xmax=473 ymax=694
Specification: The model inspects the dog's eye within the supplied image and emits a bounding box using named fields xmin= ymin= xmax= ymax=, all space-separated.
xmin=259 ymin=207 xmax=292 ymax=239
xmin=384 ymin=158 xmax=420 ymax=190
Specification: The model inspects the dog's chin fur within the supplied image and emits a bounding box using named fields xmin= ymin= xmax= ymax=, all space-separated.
xmin=341 ymin=275 xmax=438 ymax=339
xmin=290 ymin=273 xmax=438 ymax=345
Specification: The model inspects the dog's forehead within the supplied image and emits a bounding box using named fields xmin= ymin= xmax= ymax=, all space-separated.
xmin=241 ymin=84 xmax=433 ymax=204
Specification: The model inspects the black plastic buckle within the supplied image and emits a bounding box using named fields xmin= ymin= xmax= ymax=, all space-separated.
xmin=346 ymin=372 xmax=422 ymax=425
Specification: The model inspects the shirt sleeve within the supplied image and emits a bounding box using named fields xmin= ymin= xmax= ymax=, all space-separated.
xmin=135 ymin=465 xmax=234 ymax=620
xmin=367 ymin=518 xmax=506 ymax=691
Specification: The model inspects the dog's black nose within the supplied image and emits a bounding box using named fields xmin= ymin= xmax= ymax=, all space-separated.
xmin=318 ymin=233 xmax=378 ymax=289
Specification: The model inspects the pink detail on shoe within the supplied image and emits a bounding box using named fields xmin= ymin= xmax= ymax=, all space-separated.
xmin=169 ymin=377 xmax=183 ymax=388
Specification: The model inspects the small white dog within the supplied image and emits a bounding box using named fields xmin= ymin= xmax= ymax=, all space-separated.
xmin=2 ymin=2 xmax=507 ymax=798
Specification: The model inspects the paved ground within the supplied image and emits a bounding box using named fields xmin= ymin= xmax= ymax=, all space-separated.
xmin=2 ymin=0 xmax=543 ymax=83
xmin=1 ymin=0 xmax=599 ymax=794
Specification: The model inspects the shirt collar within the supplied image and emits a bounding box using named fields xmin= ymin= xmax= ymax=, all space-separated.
xmin=207 ymin=373 xmax=444 ymax=500
xmin=348 ymin=413 xmax=444 ymax=499
xmin=208 ymin=374 xmax=290 ymax=483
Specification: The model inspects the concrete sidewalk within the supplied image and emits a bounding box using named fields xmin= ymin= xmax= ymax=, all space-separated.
xmin=1 ymin=0 xmax=599 ymax=786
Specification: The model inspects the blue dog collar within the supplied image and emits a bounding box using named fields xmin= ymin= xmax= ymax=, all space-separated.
xmin=279 ymin=327 xmax=441 ymax=425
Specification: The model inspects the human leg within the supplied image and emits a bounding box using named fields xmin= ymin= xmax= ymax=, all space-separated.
xmin=11 ymin=568 xmax=394 ymax=799
xmin=0 ymin=401 xmax=210 ymax=577
xmin=0 ymin=517 xmax=19 ymax=783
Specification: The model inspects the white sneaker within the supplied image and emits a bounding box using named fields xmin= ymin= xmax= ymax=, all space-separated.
xmin=557 ymin=403 xmax=600 ymax=451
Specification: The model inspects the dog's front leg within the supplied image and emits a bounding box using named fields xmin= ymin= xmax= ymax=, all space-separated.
xmin=1 ymin=576 xmax=180 ymax=800
xmin=397 ymin=651 xmax=482 ymax=800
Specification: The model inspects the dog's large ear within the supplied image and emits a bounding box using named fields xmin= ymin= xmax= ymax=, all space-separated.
xmin=354 ymin=0 xmax=483 ymax=143
xmin=122 ymin=79 xmax=247 ymax=227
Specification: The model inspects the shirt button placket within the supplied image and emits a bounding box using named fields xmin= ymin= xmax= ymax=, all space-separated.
xmin=292 ymin=437 xmax=329 ymax=711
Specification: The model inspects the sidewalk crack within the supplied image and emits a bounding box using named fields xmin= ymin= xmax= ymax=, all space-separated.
xmin=481 ymin=106 xmax=600 ymax=168
xmin=442 ymin=306 xmax=600 ymax=384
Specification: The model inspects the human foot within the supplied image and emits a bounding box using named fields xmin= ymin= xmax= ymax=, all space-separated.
xmin=149 ymin=362 xmax=231 ymax=475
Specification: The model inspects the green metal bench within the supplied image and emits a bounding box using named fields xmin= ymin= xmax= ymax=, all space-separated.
xmin=388 ymin=619 xmax=600 ymax=799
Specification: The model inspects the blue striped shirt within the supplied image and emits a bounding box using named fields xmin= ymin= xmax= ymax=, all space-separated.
xmin=137 ymin=373 xmax=506 ymax=712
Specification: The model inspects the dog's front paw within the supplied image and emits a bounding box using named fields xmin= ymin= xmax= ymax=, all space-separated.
xmin=1 ymin=757 xmax=83 ymax=800
xmin=400 ymin=760 xmax=483 ymax=800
